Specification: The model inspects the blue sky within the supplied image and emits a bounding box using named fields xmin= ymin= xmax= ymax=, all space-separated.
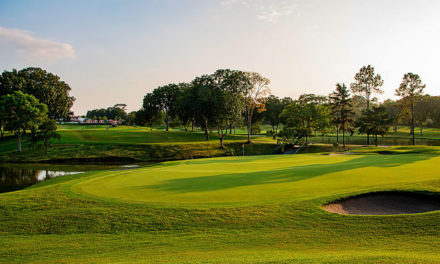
xmin=1 ymin=0 xmax=440 ymax=115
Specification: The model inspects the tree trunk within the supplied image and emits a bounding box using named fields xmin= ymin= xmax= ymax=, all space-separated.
xmin=273 ymin=124 xmax=278 ymax=139
xmin=219 ymin=127 xmax=225 ymax=149
xmin=411 ymin=101 xmax=415 ymax=145
xmin=229 ymin=123 xmax=233 ymax=134
xmin=191 ymin=121 xmax=194 ymax=132
xmin=165 ymin=113 xmax=169 ymax=131
xmin=204 ymin=119 xmax=209 ymax=141
xmin=366 ymin=98 xmax=370 ymax=145
xmin=342 ymin=129 xmax=346 ymax=149
xmin=306 ymin=136 xmax=309 ymax=153
xmin=246 ymin=121 xmax=251 ymax=143
xmin=420 ymin=120 xmax=423 ymax=136
xmin=17 ymin=132 xmax=22 ymax=152
xmin=336 ymin=126 xmax=339 ymax=143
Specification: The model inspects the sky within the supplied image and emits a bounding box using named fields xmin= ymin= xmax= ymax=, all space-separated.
xmin=1 ymin=0 xmax=439 ymax=115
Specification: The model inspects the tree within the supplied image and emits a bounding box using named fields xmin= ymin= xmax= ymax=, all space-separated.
xmin=395 ymin=73 xmax=425 ymax=145
xmin=382 ymin=99 xmax=400 ymax=132
xmin=0 ymin=112 xmax=5 ymax=138
xmin=144 ymin=83 xmax=183 ymax=131
xmin=242 ymin=72 xmax=271 ymax=143
xmin=355 ymin=106 xmax=390 ymax=147
xmin=329 ymin=83 xmax=354 ymax=148
xmin=280 ymin=94 xmax=330 ymax=151
xmin=211 ymin=69 xmax=245 ymax=148
xmin=30 ymin=118 xmax=60 ymax=154
xmin=0 ymin=91 xmax=48 ymax=151
xmin=175 ymin=84 xmax=198 ymax=132
xmin=264 ymin=96 xmax=292 ymax=139
xmin=425 ymin=96 xmax=440 ymax=127
xmin=190 ymin=75 xmax=218 ymax=140
xmin=414 ymin=95 xmax=430 ymax=135
xmin=135 ymin=108 xmax=164 ymax=131
xmin=86 ymin=104 xmax=128 ymax=121
xmin=350 ymin=65 xmax=384 ymax=145
xmin=0 ymin=68 xmax=75 ymax=119
xmin=127 ymin=111 xmax=137 ymax=126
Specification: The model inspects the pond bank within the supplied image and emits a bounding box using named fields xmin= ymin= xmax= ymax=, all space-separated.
xmin=0 ymin=142 xmax=279 ymax=163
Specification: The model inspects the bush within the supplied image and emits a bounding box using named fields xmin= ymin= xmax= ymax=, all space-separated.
xmin=225 ymin=148 xmax=234 ymax=156
xmin=251 ymin=123 xmax=262 ymax=135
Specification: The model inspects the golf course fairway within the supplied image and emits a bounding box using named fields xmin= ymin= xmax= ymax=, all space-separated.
xmin=2 ymin=146 xmax=440 ymax=263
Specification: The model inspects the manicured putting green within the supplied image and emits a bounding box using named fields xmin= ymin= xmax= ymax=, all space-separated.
xmin=71 ymin=152 xmax=440 ymax=207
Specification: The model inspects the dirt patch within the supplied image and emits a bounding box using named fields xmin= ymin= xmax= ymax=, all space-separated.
xmin=323 ymin=191 xmax=440 ymax=215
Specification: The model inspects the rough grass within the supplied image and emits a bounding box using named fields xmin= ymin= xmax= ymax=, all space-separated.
xmin=2 ymin=146 xmax=440 ymax=263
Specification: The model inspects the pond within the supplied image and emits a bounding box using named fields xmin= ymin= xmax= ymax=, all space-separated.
xmin=0 ymin=163 xmax=147 ymax=194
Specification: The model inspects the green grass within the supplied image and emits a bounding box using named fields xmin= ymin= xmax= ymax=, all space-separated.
xmin=0 ymin=125 xmax=277 ymax=162
xmin=4 ymin=124 xmax=440 ymax=163
xmin=2 ymin=146 xmax=440 ymax=263
xmin=313 ymin=126 xmax=440 ymax=146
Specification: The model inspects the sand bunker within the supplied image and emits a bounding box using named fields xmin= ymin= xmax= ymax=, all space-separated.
xmin=323 ymin=192 xmax=440 ymax=215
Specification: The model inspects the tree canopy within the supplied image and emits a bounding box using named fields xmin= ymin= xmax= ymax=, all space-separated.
xmin=280 ymin=94 xmax=330 ymax=150
xmin=86 ymin=104 xmax=128 ymax=121
xmin=0 ymin=67 xmax=75 ymax=119
xmin=395 ymin=73 xmax=425 ymax=145
xmin=329 ymin=83 xmax=354 ymax=148
xmin=0 ymin=91 xmax=48 ymax=151
xmin=143 ymin=83 xmax=184 ymax=131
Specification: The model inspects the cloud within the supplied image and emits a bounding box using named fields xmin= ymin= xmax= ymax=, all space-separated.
xmin=221 ymin=0 xmax=300 ymax=23
xmin=0 ymin=26 xmax=76 ymax=63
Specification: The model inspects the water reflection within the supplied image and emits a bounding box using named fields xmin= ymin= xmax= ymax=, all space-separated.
xmin=0 ymin=163 xmax=148 ymax=194
xmin=0 ymin=166 xmax=81 ymax=193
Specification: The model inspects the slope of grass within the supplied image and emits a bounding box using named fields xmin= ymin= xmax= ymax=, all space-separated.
xmin=0 ymin=126 xmax=277 ymax=163
xmin=2 ymin=146 xmax=440 ymax=263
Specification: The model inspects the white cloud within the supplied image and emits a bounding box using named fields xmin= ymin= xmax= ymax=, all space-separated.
xmin=0 ymin=26 xmax=76 ymax=63
xmin=221 ymin=0 xmax=300 ymax=23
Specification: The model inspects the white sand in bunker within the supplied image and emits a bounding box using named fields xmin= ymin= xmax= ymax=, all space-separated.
xmin=323 ymin=192 xmax=440 ymax=215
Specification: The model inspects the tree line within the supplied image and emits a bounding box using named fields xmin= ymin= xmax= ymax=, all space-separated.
xmin=86 ymin=104 xmax=128 ymax=122
xmin=133 ymin=65 xmax=427 ymax=148
xmin=133 ymin=70 xmax=270 ymax=148
xmin=0 ymin=65 xmax=431 ymax=152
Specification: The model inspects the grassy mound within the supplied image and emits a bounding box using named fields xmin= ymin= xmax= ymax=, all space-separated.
xmin=2 ymin=146 xmax=440 ymax=263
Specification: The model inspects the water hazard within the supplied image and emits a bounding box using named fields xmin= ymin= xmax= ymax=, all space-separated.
xmin=0 ymin=163 xmax=144 ymax=193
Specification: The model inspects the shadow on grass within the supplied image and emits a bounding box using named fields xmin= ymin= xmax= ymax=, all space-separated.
xmin=147 ymin=153 xmax=438 ymax=193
